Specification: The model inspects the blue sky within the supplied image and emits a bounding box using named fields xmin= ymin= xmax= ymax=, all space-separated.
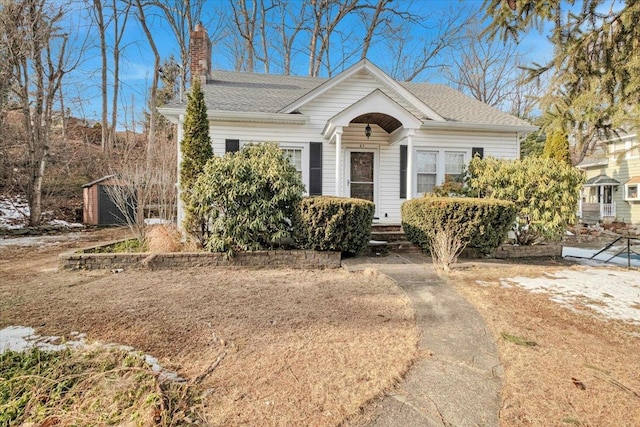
xmin=59 ymin=0 xmax=554 ymax=129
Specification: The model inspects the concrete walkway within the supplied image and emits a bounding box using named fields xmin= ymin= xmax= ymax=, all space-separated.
xmin=342 ymin=253 xmax=502 ymax=427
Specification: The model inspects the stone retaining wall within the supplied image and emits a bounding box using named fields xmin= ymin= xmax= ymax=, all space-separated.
xmin=494 ymin=244 xmax=563 ymax=259
xmin=60 ymin=249 xmax=341 ymax=270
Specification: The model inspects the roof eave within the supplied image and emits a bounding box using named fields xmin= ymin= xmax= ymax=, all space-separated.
xmin=157 ymin=107 xmax=309 ymax=125
xmin=157 ymin=106 xmax=184 ymax=124
xmin=577 ymin=159 xmax=609 ymax=169
xmin=420 ymin=121 xmax=538 ymax=133
xmin=600 ymin=132 xmax=637 ymax=144
xmin=208 ymin=110 xmax=309 ymax=124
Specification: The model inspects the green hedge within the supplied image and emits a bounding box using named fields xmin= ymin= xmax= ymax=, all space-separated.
xmin=401 ymin=196 xmax=517 ymax=255
xmin=297 ymin=196 xmax=375 ymax=255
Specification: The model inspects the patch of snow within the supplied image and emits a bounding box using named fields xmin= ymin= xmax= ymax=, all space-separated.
xmin=0 ymin=195 xmax=83 ymax=229
xmin=502 ymin=269 xmax=640 ymax=324
xmin=0 ymin=325 xmax=184 ymax=383
xmin=0 ymin=326 xmax=85 ymax=352
xmin=0 ymin=232 xmax=86 ymax=247
xmin=0 ymin=196 xmax=29 ymax=229
xmin=475 ymin=280 xmax=494 ymax=287
xmin=49 ymin=219 xmax=84 ymax=228
xmin=563 ymin=246 xmax=640 ymax=268
xmin=144 ymin=218 xmax=171 ymax=226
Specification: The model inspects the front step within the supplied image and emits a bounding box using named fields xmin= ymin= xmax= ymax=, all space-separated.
xmin=364 ymin=240 xmax=423 ymax=255
xmin=370 ymin=230 xmax=407 ymax=242
xmin=386 ymin=240 xmax=423 ymax=253
xmin=370 ymin=224 xmax=403 ymax=233
xmin=367 ymin=224 xmax=423 ymax=255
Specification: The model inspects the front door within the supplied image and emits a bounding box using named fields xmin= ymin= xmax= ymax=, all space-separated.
xmin=346 ymin=149 xmax=377 ymax=207
xmin=598 ymin=186 xmax=613 ymax=204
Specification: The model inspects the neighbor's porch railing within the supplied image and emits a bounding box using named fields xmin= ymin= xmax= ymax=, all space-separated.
xmin=601 ymin=202 xmax=616 ymax=218
xmin=578 ymin=202 xmax=616 ymax=220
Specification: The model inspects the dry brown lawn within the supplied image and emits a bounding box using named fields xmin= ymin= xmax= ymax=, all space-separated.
xmin=450 ymin=262 xmax=640 ymax=427
xmin=0 ymin=230 xmax=418 ymax=426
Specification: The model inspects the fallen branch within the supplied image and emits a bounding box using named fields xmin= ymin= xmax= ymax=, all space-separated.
xmin=594 ymin=373 xmax=640 ymax=398
xmin=194 ymin=352 xmax=227 ymax=384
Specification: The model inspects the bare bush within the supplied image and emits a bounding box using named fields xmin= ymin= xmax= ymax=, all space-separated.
xmin=145 ymin=224 xmax=182 ymax=253
xmin=429 ymin=224 xmax=466 ymax=273
xmin=102 ymin=171 xmax=146 ymax=242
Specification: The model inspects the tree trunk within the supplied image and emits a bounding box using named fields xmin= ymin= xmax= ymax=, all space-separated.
xmin=135 ymin=0 xmax=160 ymax=168
xmin=92 ymin=0 xmax=109 ymax=152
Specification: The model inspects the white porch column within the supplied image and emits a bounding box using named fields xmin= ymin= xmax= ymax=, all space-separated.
xmin=599 ymin=185 xmax=603 ymax=218
xmin=335 ymin=127 xmax=343 ymax=196
xmin=406 ymin=129 xmax=415 ymax=200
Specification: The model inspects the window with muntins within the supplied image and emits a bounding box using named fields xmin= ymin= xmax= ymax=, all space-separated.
xmin=282 ymin=148 xmax=303 ymax=176
xmin=416 ymin=150 xmax=437 ymax=194
xmin=444 ymin=151 xmax=465 ymax=182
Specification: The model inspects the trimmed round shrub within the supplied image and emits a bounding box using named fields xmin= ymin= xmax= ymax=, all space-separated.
xmin=297 ymin=196 xmax=375 ymax=255
xmin=401 ymin=195 xmax=517 ymax=255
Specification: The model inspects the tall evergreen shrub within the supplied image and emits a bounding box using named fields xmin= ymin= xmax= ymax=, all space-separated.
xmin=180 ymin=79 xmax=213 ymax=245
xmin=543 ymin=129 xmax=571 ymax=165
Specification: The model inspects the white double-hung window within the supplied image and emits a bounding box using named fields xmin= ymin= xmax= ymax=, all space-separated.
xmin=416 ymin=151 xmax=438 ymax=194
xmin=282 ymin=148 xmax=303 ymax=176
xmin=414 ymin=149 xmax=469 ymax=195
xmin=279 ymin=143 xmax=308 ymax=194
xmin=444 ymin=151 xmax=465 ymax=183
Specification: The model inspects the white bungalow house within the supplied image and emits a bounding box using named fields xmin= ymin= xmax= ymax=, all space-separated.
xmin=159 ymin=24 xmax=536 ymax=225
xmin=577 ymin=132 xmax=640 ymax=225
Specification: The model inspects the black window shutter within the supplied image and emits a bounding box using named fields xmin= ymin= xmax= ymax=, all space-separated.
xmin=472 ymin=147 xmax=484 ymax=159
xmin=309 ymin=142 xmax=323 ymax=196
xmin=225 ymin=139 xmax=240 ymax=153
xmin=400 ymin=145 xmax=407 ymax=199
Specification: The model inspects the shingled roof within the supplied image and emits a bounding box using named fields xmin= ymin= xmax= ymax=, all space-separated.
xmin=400 ymin=82 xmax=532 ymax=127
xmin=166 ymin=68 xmax=533 ymax=128
xmin=194 ymin=70 xmax=325 ymax=113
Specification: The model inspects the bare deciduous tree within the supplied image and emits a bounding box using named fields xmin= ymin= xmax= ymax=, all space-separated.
xmin=151 ymin=0 xmax=218 ymax=96
xmin=272 ymin=0 xmax=307 ymax=75
xmin=229 ymin=0 xmax=258 ymax=72
xmin=1 ymin=0 xmax=81 ymax=226
xmin=134 ymin=0 xmax=160 ymax=165
xmin=86 ymin=0 xmax=131 ymax=152
xmin=442 ymin=24 xmax=545 ymax=122
xmin=386 ymin=5 xmax=472 ymax=82
xmin=89 ymin=0 xmax=109 ymax=151
xmin=308 ymin=0 xmax=361 ymax=77
xmin=108 ymin=0 xmax=131 ymax=150
xmin=444 ymin=26 xmax=522 ymax=108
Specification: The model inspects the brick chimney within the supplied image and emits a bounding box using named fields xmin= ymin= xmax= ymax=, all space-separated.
xmin=190 ymin=23 xmax=211 ymax=86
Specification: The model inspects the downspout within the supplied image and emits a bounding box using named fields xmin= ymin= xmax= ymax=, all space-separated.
xmin=176 ymin=113 xmax=185 ymax=229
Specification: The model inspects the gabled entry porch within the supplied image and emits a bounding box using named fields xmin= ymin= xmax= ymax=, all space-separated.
xmin=322 ymin=90 xmax=424 ymax=222
xmin=579 ymin=174 xmax=619 ymax=223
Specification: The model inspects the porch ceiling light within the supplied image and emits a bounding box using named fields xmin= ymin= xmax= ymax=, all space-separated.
xmin=365 ymin=124 xmax=372 ymax=139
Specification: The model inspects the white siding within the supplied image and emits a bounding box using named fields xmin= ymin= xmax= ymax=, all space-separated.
xmin=200 ymin=72 xmax=521 ymax=224
xmin=412 ymin=129 xmax=519 ymax=159
xmin=301 ymin=73 xmax=424 ymax=125
xmin=379 ymin=143 xmax=401 ymax=221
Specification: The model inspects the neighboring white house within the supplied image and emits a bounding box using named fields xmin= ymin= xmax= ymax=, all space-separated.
xmin=159 ymin=24 xmax=537 ymax=225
